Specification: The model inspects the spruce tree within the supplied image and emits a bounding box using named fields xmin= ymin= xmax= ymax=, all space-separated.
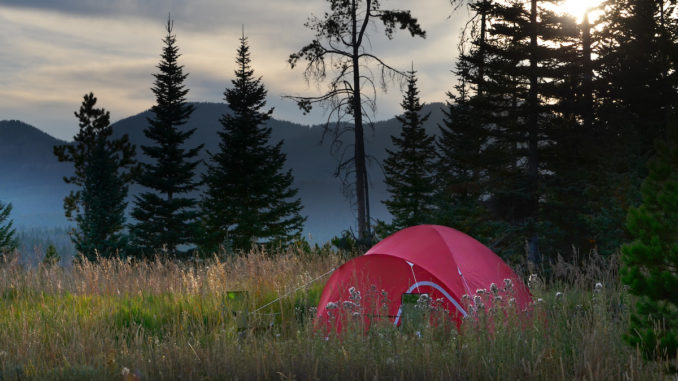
xmin=442 ymin=0 xmax=580 ymax=261
xmin=435 ymin=91 xmax=493 ymax=241
xmin=200 ymin=34 xmax=305 ymax=253
xmin=130 ymin=18 xmax=203 ymax=258
xmin=621 ymin=121 xmax=678 ymax=360
xmin=0 ymin=200 xmax=17 ymax=256
xmin=53 ymin=93 xmax=136 ymax=259
xmin=382 ymin=71 xmax=436 ymax=231
xmin=588 ymin=0 xmax=678 ymax=254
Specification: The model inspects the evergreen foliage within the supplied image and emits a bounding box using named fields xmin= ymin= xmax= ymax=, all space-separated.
xmin=382 ymin=71 xmax=436 ymax=231
xmin=43 ymin=244 xmax=61 ymax=267
xmin=201 ymin=34 xmax=305 ymax=253
xmin=0 ymin=200 xmax=17 ymax=256
xmin=585 ymin=0 xmax=678 ymax=254
xmin=435 ymin=83 xmax=493 ymax=242
xmin=440 ymin=0 xmax=585 ymax=261
xmin=53 ymin=93 xmax=136 ymax=259
xmin=621 ymin=121 xmax=678 ymax=361
xmin=130 ymin=18 xmax=203 ymax=258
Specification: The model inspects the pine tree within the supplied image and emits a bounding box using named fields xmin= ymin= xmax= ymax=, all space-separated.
xmin=0 ymin=200 xmax=17 ymax=256
xmin=200 ymin=34 xmax=305 ymax=253
xmin=130 ymin=18 xmax=203 ymax=258
xmin=587 ymin=0 xmax=678 ymax=254
xmin=442 ymin=0 xmax=580 ymax=261
xmin=43 ymin=244 xmax=61 ymax=267
xmin=621 ymin=120 xmax=678 ymax=360
xmin=435 ymin=91 xmax=493 ymax=241
xmin=435 ymin=2 xmax=494 ymax=238
xmin=382 ymin=71 xmax=436 ymax=231
xmin=53 ymin=93 xmax=136 ymax=259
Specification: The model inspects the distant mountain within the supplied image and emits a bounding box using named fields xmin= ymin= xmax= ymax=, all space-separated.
xmin=0 ymin=120 xmax=73 ymax=227
xmin=0 ymin=102 xmax=446 ymax=244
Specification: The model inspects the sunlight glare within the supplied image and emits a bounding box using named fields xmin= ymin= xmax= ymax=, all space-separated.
xmin=561 ymin=0 xmax=603 ymax=23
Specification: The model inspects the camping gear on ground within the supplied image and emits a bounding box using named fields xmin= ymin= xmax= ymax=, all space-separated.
xmin=316 ymin=225 xmax=532 ymax=330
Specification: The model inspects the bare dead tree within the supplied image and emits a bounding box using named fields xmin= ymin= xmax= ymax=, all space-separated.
xmin=287 ymin=0 xmax=425 ymax=242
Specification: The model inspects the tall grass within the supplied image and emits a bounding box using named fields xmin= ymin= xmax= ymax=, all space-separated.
xmin=0 ymin=248 xmax=674 ymax=380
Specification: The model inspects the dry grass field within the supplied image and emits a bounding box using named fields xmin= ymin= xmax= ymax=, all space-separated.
xmin=0 ymin=248 xmax=674 ymax=380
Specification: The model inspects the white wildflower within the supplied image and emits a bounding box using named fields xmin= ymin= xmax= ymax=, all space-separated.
xmin=555 ymin=291 xmax=563 ymax=299
xmin=490 ymin=283 xmax=499 ymax=295
xmin=348 ymin=286 xmax=361 ymax=302
xmin=494 ymin=295 xmax=503 ymax=302
xmin=594 ymin=282 xmax=603 ymax=293
xmin=473 ymin=295 xmax=485 ymax=310
xmin=536 ymin=298 xmax=544 ymax=304
xmin=325 ymin=301 xmax=338 ymax=310
xmin=121 ymin=367 xmax=130 ymax=376
xmin=504 ymin=278 xmax=513 ymax=291
xmin=475 ymin=288 xmax=486 ymax=295
xmin=415 ymin=294 xmax=433 ymax=311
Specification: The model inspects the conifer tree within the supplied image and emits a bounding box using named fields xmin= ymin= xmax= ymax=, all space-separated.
xmin=382 ymin=71 xmax=436 ymax=231
xmin=435 ymin=91 xmax=493 ymax=240
xmin=130 ymin=18 xmax=203 ymax=258
xmin=53 ymin=93 xmax=136 ymax=259
xmin=587 ymin=0 xmax=678 ymax=253
xmin=0 ymin=200 xmax=17 ymax=256
xmin=201 ymin=34 xmax=305 ymax=253
xmin=442 ymin=0 xmax=579 ymax=261
xmin=621 ymin=121 xmax=678 ymax=360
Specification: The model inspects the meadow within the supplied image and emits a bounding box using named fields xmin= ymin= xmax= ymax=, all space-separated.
xmin=0 ymin=248 xmax=674 ymax=380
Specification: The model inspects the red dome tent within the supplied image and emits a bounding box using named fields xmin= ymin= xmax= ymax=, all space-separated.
xmin=316 ymin=225 xmax=531 ymax=329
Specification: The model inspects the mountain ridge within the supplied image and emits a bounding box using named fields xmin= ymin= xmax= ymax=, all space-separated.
xmin=0 ymin=101 xmax=446 ymax=244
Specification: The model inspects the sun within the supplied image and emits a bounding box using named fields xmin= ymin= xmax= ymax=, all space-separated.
xmin=560 ymin=0 xmax=603 ymax=23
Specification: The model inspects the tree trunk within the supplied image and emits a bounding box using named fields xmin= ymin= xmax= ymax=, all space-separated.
xmin=478 ymin=0 xmax=488 ymax=96
xmin=351 ymin=0 xmax=369 ymax=241
xmin=582 ymin=11 xmax=593 ymax=131
xmin=527 ymin=0 xmax=541 ymax=265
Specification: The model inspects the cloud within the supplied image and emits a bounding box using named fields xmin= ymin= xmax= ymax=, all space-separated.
xmin=0 ymin=1 xmax=464 ymax=139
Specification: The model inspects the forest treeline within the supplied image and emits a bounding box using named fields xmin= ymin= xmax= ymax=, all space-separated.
xmin=0 ymin=0 xmax=676 ymax=267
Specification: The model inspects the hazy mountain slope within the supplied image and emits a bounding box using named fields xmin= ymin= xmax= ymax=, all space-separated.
xmin=0 ymin=102 xmax=446 ymax=243
xmin=0 ymin=120 xmax=73 ymax=227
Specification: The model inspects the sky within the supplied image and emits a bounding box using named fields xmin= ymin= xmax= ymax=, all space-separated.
xmin=0 ymin=1 xmax=467 ymax=141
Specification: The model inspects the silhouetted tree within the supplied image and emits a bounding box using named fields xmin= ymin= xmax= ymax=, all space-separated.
xmin=201 ymin=33 xmax=305 ymax=253
xmin=585 ymin=0 xmax=678 ymax=253
xmin=130 ymin=18 xmax=203 ymax=258
xmin=0 ymin=201 xmax=17 ymax=256
xmin=288 ymin=0 xmax=425 ymax=244
xmin=382 ymin=70 xmax=435 ymax=231
xmin=444 ymin=0 xmax=579 ymax=262
xmin=53 ymin=92 xmax=136 ymax=259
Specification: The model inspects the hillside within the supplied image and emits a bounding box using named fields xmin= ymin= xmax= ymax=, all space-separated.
xmin=0 ymin=102 xmax=446 ymax=244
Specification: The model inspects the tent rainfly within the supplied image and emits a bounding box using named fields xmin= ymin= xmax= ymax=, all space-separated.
xmin=316 ymin=225 xmax=532 ymax=330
